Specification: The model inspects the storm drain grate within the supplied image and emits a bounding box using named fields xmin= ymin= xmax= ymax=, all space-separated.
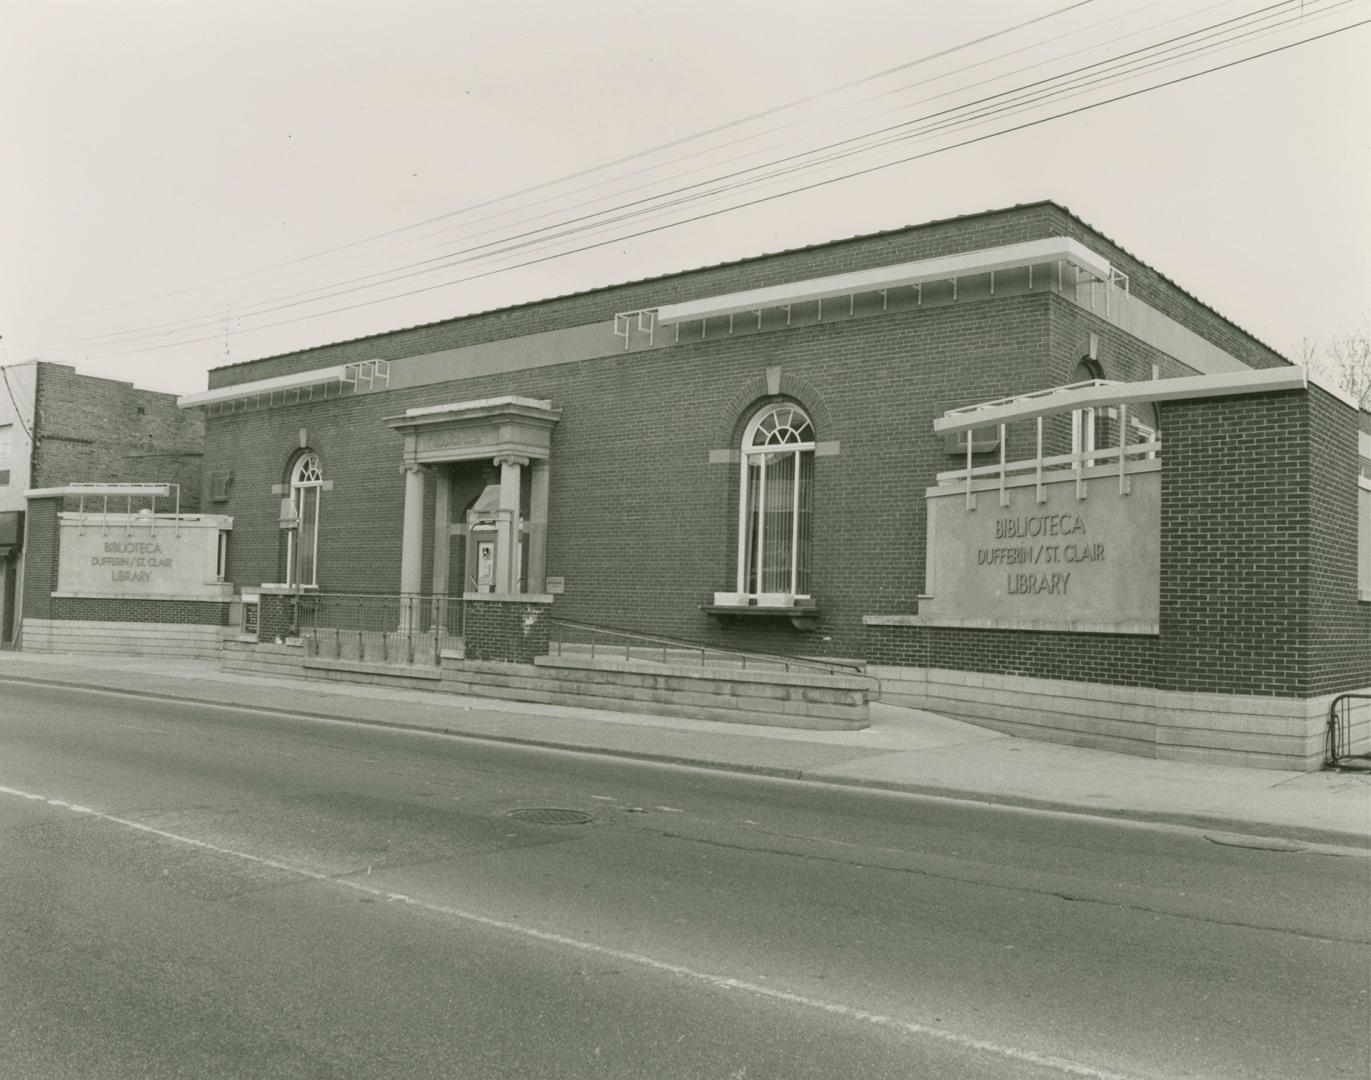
xmin=505 ymin=808 xmax=594 ymax=825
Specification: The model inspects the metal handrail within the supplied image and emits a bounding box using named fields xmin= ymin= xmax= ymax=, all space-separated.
xmin=1326 ymin=693 xmax=1371 ymax=767
xmin=295 ymin=591 xmax=463 ymax=667
xmin=546 ymin=617 xmax=868 ymax=679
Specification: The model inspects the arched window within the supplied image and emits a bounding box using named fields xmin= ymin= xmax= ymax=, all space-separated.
xmin=737 ymin=403 xmax=814 ymax=602
xmin=287 ymin=451 xmax=323 ymax=587
xmin=1069 ymin=358 xmax=1160 ymax=462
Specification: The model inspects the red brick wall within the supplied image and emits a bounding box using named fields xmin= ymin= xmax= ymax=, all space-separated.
xmin=1155 ymin=390 xmax=1311 ymax=695
xmin=464 ymin=599 xmax=552 ymax=663
xmin=865 ymin=624 xmax=1159 ymax=684
xmin=197 ymin=205 xmax=1312 ymax=685
xmin=32 ymin=363 xmax=204 ymax=509
xmin=207 ymin=292 xmax=1071 ymax=657
xmin=209 ymin=395 xmax=411 ymax=592
xmin=1306 ymin=385 xmax=1371 ymax=694
xmin=258 ymin=593 xmax=298 ymax=641
xmin=20 ymin=497 xmax=58 ymax=618
xmin=47 ymin=597 xmax=229 ymax=625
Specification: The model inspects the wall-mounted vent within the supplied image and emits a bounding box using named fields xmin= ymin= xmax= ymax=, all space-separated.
xmin=209 ymin=470 xmax=233 ymax=502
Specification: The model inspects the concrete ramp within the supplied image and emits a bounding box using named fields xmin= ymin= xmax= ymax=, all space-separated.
xmin=440 ymin=653 xmax=873 ymax=730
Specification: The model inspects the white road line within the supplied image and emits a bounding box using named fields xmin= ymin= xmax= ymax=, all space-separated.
xmin=0 ymin=780 xmax=1142 ymax=1080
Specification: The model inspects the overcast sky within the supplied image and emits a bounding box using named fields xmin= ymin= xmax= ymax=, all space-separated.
xmin=2 ymin=0 xmax=1367 ymax=395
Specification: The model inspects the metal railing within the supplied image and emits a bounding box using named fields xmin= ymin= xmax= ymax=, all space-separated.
xmin=1326 ymin=693 xmax=1371 ymax=768
xmin=296 ymin=592 xmax=463 ymax=666
xmin=546 ymin=617 xmax=870 ymax=681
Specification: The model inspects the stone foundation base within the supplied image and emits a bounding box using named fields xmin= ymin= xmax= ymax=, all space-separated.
xmin=870 ymin=665 xmax=1368 ymax=771
xmin=20 ymin=618 xmax=227 ymax=661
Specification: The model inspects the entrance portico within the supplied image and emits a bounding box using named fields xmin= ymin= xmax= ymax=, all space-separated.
xmin=386 ymin=396 xmax=560 ymax=600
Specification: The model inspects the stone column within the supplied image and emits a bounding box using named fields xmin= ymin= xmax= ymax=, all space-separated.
xmin=399 ymin=465 xmax=426 ymax=627
xmin=431 ymin=467 xmax=451 ymax=632
xmin=431 ymin=467 xmax=450 ymax=595
xmin=527 ymin=458 xmax=550 ymax=594
xmin=493 ymin=455 xmax=527 ymax=593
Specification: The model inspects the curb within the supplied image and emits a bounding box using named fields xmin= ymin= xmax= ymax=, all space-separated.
xmin=791 ymin=774 xmax=1371 ymax=852
xmin=4 ymin=669 xmax=1368 ymax=852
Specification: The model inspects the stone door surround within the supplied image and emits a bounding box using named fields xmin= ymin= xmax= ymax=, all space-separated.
xmin=386 ymin=396 xmax=560 ymax=598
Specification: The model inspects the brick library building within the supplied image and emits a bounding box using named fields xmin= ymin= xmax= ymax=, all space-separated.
xmin=19 ymin=202 xmax=1371 ymax=770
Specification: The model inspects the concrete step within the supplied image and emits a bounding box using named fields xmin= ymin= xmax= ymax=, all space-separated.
xmin=440 ymin=667 xmax=867 ymax=731
xmin=445 ymin=657 xmax=869 ymax=729
xmin=219 ymin=640 xmax=869 ymax=730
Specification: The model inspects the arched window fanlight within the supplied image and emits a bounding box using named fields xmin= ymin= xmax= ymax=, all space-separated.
xmin=737 ymin=403 xmax=815 ymax=602
xmin=749 ymin=405 xmax=814 ymax=448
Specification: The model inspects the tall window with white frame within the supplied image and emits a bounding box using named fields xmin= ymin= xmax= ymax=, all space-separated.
xmin=737 ymin=403 xmax=815 ymax=604
xmin=1070 ymin=357 xmax=1107 ymax=464
xmin=287 ymin=451 xmax=323 ymax=588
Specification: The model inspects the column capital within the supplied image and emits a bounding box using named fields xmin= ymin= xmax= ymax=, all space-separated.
xmin=493 ymin=454 xmax=530 ymax=469
xmin=400 ymin=461 xmax=427 ymax=474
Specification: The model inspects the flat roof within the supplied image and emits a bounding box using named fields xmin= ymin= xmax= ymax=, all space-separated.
xmin=205 ymin=200 xmax=1290 ymax=385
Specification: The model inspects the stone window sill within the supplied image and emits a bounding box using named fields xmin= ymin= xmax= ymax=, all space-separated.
xmin=702 ymin=598 xmax=820 ymax=631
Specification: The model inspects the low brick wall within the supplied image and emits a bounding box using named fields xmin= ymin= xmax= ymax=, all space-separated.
xmin=257 ymin=592 xmax=300 ymax=642
xmin=47 ymin=597 xmax=230 ymax=625
xmin=463 ymin=594 xmax=552 ymax=663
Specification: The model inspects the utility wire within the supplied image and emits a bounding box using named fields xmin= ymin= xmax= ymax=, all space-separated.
xmin=44 ymin=0 xmax=1336 ymax=353
xmin=392 ymin=0 xmax=1233 ymax=255
xmin=49 ymin=0 xmax=1354 ymax=356
xmin=37 ymin=0 xmax=1294 ymax=348
xmin=83 ymin=13 xmax=1367 ymax=362
xmin=37 ymin=0 xmax=1230 ymax=342
xmin=35 ymin=0 xmax=1102 ymax=327
xmin=0 ymin=365 xmax=35 ymax=443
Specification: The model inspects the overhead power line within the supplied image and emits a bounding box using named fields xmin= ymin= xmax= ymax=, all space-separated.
xmin=36 ymin=0 xmax=1101 ymax=329
xmin=0 ymin=365 xmax=34 ymax=442
xmin=51 ymin=0 xmax=1308 ymax=353
xmin=39 ymin=5 xmax=1371 ymax=362
xmin=44 ymin=0 xmax=1346 ymax=357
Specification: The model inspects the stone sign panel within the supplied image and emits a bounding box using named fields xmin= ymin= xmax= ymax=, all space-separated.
xmin=920 ymin=469 xmax=1159 ymax=633
xmin=56 ymin=514 xmax=233 ymax=599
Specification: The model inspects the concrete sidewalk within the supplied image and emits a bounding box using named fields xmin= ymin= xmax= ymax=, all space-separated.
xmin=2 ymin=650 xmax=1367 ymax=849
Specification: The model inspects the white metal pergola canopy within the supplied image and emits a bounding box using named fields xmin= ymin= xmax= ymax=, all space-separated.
xmin=933 ymin=366 xmax=1308 ymax=436
xmin=177 ymin=360 xmax=389 ymax=409
xmin=654 ymin=237 xmax=1113 ymax=326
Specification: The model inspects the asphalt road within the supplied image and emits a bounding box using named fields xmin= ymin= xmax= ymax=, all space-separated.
xmin=1 ymin=679 xmax=1367 ymax=1080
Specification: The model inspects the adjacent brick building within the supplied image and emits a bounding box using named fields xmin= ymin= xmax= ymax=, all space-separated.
xmin=0 ymin=360 xmax=205 ymax=646
xmin=169 ymin=201 xmax=1368 ymax=769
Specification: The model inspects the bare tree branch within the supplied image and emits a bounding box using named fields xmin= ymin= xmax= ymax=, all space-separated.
xmin=1303 ymin=323 xmax=1371 ymax=409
